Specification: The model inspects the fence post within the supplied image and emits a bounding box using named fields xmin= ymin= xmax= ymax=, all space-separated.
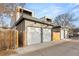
xmin=16 ymin=30 xmax=18 ymax=48
xmin=23 ymin=31 xmax=26 ymax=47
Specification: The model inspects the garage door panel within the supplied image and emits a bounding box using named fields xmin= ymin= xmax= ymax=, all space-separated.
xmin=53 ymin=32 xmax=60 ymax=41
xmin=27 ymin=27 xmax=41 ymax=45
xmin=43 ymin=29 xmax=51 ymax=42
xmin=61 ymin=30 xmax=65 ymax=39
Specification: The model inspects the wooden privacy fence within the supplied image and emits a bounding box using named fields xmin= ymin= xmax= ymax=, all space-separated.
xmin=0 ymin=29 xmax=18 ymax=50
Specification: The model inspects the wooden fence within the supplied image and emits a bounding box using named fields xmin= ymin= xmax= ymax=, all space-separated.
xmin=0 ymin=29 xmax=18 ymax=50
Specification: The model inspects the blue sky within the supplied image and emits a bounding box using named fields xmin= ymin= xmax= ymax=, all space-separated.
xmin=25 ymin=3 xmax=78 ymax=18
xmin=24 ymin=3 xmax=79 ymax=28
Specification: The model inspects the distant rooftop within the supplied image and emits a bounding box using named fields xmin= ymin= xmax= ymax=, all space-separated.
xmin=16 ymin=6 xmax=33 ymax=16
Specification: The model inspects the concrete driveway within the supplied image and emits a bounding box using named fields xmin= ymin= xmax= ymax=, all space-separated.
xmin=20 ymin=41 xmax=79 ymax=56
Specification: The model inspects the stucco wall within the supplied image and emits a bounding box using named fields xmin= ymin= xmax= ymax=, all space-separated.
xmin=24 ymin=19 xmax=53 ymax=31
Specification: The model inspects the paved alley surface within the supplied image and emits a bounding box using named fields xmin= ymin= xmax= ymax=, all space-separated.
xmin=19 ymin=41 xmax=79 ymax=56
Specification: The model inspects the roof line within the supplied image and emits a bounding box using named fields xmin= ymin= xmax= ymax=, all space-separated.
xmin=13 ymin=15 xmax=54 ymax=28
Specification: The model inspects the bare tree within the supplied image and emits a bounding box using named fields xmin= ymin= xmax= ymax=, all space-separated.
xmin=53 ymin=13 xmax=75 ymax=29
xmin=53 ymin=4 xmax=79 ymax=28
xmin=0 ymin=3 xmax=25 ymax=27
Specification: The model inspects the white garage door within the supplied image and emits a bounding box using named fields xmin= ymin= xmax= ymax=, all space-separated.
xmin=61 ymin=29 xmax=65 ymax=39
xmin=27 ymin=27 xmax=41 ymax=45
xmin=65 ymin=30 xmax=68 ymax=39
xmin=43 ymin=28 xmax=51 ymax=42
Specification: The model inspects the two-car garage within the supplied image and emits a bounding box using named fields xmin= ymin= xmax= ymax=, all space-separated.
xmin=15 ymin=7 xmax=68 ymax=48
xmin=26 ymin=27 xmax=52 ymax=45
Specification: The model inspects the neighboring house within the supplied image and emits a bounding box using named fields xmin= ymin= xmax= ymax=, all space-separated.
xmin=70 ymin=28 xmax=79 ymax=37
xmin=15 ymin=6 xmax=33 ymax=21
xmin=60 ymin=27 xmax=69 ymax=39
xmin=40 ymin=16 xmax=52 ymax=23
xmin=53 ymin=26 xmax=69 ymax=40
